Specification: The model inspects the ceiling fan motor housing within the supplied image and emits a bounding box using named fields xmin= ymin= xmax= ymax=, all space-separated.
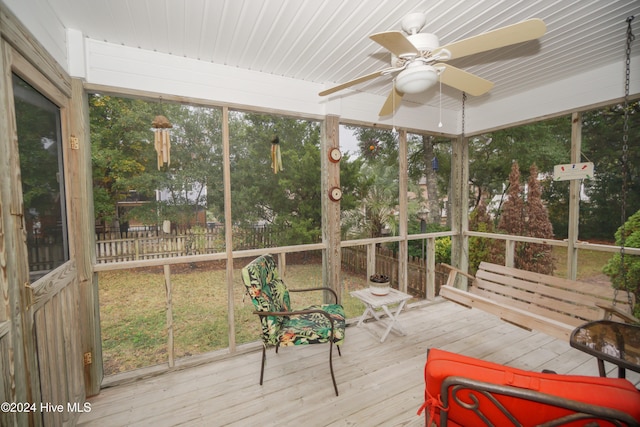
xmin=391 ymin=32 xmax=440 ymax=66
xmin=393 ymin=32 xmax=440 ymax=94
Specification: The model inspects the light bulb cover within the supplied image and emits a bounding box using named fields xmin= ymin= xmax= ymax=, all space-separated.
xmin=395 ymin=64 xmax=438 ymax=94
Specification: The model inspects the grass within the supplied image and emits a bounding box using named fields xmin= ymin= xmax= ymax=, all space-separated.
xmin=98 ymin=260 xmax=372 ymax=375
xmin=552 ymin=246 xmax=614 ymax=280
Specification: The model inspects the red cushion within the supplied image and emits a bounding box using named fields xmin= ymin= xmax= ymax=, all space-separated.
xmin=421 ymin=348 xmax=640 ymax=426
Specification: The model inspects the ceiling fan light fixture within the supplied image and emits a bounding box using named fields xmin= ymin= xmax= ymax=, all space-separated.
xmin=395 ymin=64 xmax=438 ymax=94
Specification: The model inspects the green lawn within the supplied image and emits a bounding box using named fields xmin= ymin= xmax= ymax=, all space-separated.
xmin=552 ymin=246 xmax=613 ymax=280
xmin=98 ymin=261 xmax=372 ymax=375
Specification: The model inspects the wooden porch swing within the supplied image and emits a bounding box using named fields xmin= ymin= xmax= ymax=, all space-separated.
xmin=440 ymin=18 xmax=638 ymax=342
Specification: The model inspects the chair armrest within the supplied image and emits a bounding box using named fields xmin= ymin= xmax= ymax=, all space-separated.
xmin=289 ymin=286 xmax=340 ymax=304
xmin=254 ymin=308 xmax=338 ymax=327
xmin=596 ymin=303 xmax=640 ymax=324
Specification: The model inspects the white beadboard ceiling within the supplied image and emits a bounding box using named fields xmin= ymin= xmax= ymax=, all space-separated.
xmin=9 ymin=0 xmax=640 ymax=126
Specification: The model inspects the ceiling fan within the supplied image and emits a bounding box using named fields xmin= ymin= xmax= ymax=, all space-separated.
xmin=318 ymin=13 xmax=546 ymax=116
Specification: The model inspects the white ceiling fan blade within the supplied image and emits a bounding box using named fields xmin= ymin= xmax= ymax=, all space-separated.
xmin=378 ymin=85 xmax=404 ymax=116
xmin=319 ymin=69 xmax=389 ymax=96
xmin=432 ymin=18 xmax=546 ymax=60
xmin=435 ymin=63 xmax=493 ymax=96
xmin=370 ymin=31 xmax=420 ymax=58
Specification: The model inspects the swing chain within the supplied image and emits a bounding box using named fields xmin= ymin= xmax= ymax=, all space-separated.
xmin=615 ymin=16 xmax=635 ymax=311
xmin=461 ymin=92 xmax=467 ymax=137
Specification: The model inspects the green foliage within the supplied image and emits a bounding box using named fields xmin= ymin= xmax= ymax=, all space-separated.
xmin=341 ymin=127 xmax=399 ymax=239
xmin=580 ymin=102 xmax=640 ymax=239
xmin=469 ymin=116 xmax=571 ymax=209
xmin=468 ymin=202 xmax=496 ymax=274
xmin=221 ymin=113 xmax=326 ymax=245
xmin=603 ymin=209 xmax=640 ymax=316
xmin=406 ymin=222 xmax=451 ymax=264
xmin=90 ymin=94 xmax=159 ymax=224
xmin=434 ymin=236 xmax=452 ymax=265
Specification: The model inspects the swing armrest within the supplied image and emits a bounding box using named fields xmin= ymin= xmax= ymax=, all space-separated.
xmin=596 ymin=303 xmax=639 ymax=324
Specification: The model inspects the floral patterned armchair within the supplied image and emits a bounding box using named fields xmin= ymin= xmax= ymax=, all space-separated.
xmin=241 ymin=254 xmax=346 ymax=396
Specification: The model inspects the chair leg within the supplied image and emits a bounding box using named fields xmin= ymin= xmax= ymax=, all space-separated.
xmin=259 ymin=345 xmax=267 ymax=385
xmin=329 ymin=341 xmax=339 ymax=396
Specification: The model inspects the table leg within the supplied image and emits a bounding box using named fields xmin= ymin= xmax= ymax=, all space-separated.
xmin=379 ymin=299 xmax=408 ymax=343
xmin=356 ymin=304 xmax=380 ymax=327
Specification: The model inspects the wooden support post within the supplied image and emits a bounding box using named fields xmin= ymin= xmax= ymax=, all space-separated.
xmin=321 ymin=115 xmax=342 ymax=303
xmin=397 ymin=130 xmax=408 ymax=293
xmin=450 ymin=135 xmax=469 ymax=279
xmin=505 ymin=240 xmax=515 ymax=268
xmin=278 ymin=253 xmax=286 ymax=279
xmin=567 ymin=112 xmax=581 ymax=280
xmin=426 ymin=237 xmax=436 ymax=300
xmin=163 ymin=264 xmax=174 ymax=368
xmin=70 ymin=78 xmax=103 ymax=396
xmin=222 ymin=106 xmax=236 ymax=352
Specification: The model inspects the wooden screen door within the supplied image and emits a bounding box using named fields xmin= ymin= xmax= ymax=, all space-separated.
xmin=3 ymin=46 xmax=86 ymax=426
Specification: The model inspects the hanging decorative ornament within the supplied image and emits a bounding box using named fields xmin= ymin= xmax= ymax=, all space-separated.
xmin=271 ymin=134 xmax=283 ymax=174
xmin=152 ymin=115 xmax=172 ymax=170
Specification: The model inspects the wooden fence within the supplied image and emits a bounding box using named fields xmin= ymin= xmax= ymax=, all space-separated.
xmin=95 ymin=226 xmax=288 ymax=263
xmin=341 ymin=246 xmax=448 ymax=298
xmin=96 ymin=230 xmax=447 ymax=298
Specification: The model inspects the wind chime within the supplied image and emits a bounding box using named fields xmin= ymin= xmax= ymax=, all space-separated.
xmin=270 ymin=134 xmax=283 ymax=174
xmin=152 ymin=114 xmax=172 ymax=170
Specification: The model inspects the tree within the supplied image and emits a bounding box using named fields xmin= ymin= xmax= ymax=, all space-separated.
xmin=468 ymin=200 xmax=497 ymax=273
xmin=495 ymin=162 xmax=555 ymax=273
xmin=603 ymin=209 xmax=640 ymax=317
xmin=342 ymin=127 xmax=399 ymax=239
xmin=497 ymin=161 xmax=526 ymax=236
xmin=422 ymin=136 xmax=441 ymax=224
xmin=469 ymin=117 xmax=570 ymax=212
xmin=520 ymin=164 xmax=554 ymax=274
xmin=207 ymin=112 xmax=364 ymax=246
xmin=140 ymin=105 xmax=224 ymax=228
xmin=90 ymin=94 xmax=158 ymax=226
xmin=580 ymin=102 xmax=640 ymax=239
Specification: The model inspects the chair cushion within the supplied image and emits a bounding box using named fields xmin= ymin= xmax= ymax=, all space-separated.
xmin=279 ymin=304 xmax=346 ymax=347
xmin=242 ymin=255 xmax=291 ymax=345
xmin=422 ymin=348 xmax=640 ymax=426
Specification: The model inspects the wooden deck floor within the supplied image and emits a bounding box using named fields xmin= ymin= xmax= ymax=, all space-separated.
xmin=77 ymin=299 xmax=640 ymax=427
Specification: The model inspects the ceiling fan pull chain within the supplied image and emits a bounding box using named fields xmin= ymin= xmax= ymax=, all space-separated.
xmin=438 ymin=78 xmax=443 ymax=128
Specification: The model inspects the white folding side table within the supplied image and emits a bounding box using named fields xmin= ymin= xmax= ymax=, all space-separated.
xmin=350 ymin=288 xmax=412 ymax=342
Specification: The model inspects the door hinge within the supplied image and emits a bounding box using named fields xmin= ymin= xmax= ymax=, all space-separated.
xmin=70 ymin=136 xmax=79 ymax=150
xmin=84 ymin=352 xmax=92 ymax=366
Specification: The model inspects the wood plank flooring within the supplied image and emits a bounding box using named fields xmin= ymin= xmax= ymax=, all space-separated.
xmin=77 ymin=299 xmax=640 ymax=427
